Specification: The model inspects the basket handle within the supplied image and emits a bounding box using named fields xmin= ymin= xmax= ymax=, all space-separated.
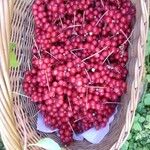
xmin=0 ymin=0 xmax=22 ymax=150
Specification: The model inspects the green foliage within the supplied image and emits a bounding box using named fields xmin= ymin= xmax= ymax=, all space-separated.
xmin=132 ymin=122 xmax=142 ymax=131
xmin=144 ymin=94 xmax=150 ymax=106
xmin=121 ymin=97 xmax=150 ymax=150
xmin=0 ymin=138 xmax=5 ymax=150
xmin=145 ymin=31 xmax=150 ymax=57
xmin=121 ymin=141 xmax=129 ymax=150
xmin=9 ymin=42 xmax=19 ymax=68
xmin=146 ymin=74 xmax=150 ymax=82
xmin=121 ymin=30 xmax=150 ymax=150
xmin=28 ymin=138 xmax=61 ymax=150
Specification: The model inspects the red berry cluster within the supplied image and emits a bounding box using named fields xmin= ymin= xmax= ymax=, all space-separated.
xmin=23 ymin=0 xmax=135 ymax=144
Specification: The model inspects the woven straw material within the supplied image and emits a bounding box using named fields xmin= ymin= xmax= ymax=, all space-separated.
xmin=0 ymin=0 xmax=149 ymax=150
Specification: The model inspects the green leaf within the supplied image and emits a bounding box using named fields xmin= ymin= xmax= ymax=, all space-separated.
xmin=147 ymin=138 xmax=150 ymax=143
xmin=146 ymin=115 xmax=150 ymax=122
xmin=137 ymin=148 xmax=144 ymax=150
xmin=133 ymin=122 xmax=142 ymax=131
xmin=134 ymin=113 xmax=140 ymax=122
xmin=128 ymin=141 xmax=135 ymax=149
xmin=135 ymin=133 xmax=142 ymax=140
xmin=138 ymin=116 xmax=145 ymax=123
xmin=143 ymin=147 xmax=150 ymax=150
xmin=28 ymin=138 xmax=61 ymax=150
xmin=9 ymin=43 xmax=19 ymax=68
xmin=146 ymin=30 xmax=150 ymax=56
xmin=137 ymin=102 xmax=145 ymax=114
xmin=10 ymin=42 xmax=16 ymax=50
xmin=121 ymin=141 xmax=129 ymax=150
xmin=146 ymin=74 xmax=150 ymax=82
xmin=144 ymin=122 xmax=150 ymax=129
xmin=133 ymin=143 xmax=138 ymax=149
xmin=127 ymin=134 xmax=132 ymax=140
xmin=144 ymin=94 xmax=150 ymax=106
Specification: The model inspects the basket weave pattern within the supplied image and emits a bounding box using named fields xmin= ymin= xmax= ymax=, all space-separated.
xmin=0 ymin=0 xmax=149 ymax=150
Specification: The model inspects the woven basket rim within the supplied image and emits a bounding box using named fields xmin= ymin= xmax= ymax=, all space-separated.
xmin=0 ymin=0 xmax=149 ymax=150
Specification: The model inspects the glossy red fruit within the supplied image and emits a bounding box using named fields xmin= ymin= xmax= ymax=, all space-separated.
xmin=23 ymin=0 xmax=135 ymax=145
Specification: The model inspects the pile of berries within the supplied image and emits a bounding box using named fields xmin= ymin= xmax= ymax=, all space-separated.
xmin=23 ymin=0 xmax=135 ymax=144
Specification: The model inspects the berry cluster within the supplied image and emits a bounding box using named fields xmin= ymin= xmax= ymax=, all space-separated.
xmin=23 ymin=0 xmax=135 ymax=144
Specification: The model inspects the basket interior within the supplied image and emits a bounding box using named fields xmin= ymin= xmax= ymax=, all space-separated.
xmin=10 ymin=0 xmax=144 ymax=149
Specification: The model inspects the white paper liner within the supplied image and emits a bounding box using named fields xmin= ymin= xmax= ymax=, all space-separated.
xmin=37 ymin=108 xmax=118 ymax=144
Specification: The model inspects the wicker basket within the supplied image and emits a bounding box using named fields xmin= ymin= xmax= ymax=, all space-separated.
xmin=0 ymin=0 xmax=149 ymax=150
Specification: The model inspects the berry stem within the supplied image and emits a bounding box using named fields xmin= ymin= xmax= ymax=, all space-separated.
xmin=73 ymin=12 xmax=76 ymax=34
xmin=70 ymin=51 xmax=88 ymax=66
xmin=32 ymin=110 xmax=41 ymax=118
xmin=33 ymin=55 xmax=38 ymax=59
xmin=71 ymin=48 xmax=85 ymax=52
xmin=82 ymin=46 xmax=108 ymax=62
xmin=82 ymin=11 xmax=86 ymax=26
xmin=102 ymin=51 xmax=114 ymax=64
xmin=74 ymin=117 xmax=85 ymax=123
xmin=120 ymin=29 xmax=132 ymax=47
xmin=100 ymin=0 xmax=104 ymax=7
xmin=84 ymin=69 xmax=92 ymax=83
xmin=86 ymin=85 xmax=106 ymax=89
xmin=120 ymin=29 xmax=134 ymax=46
xmin=68 ymin=121 xmax=75 ymax=134
xmin=103 ymin=102 xmax=122 ymax=105
xmin=45 ymin=51 xmax=59 ymax=61
xmin=70 ymin=51 xmax=78 ymax=58
xmin=12 ymin=92 xmax=30 ymax=98
xmin=67 ymin=96 xmax=73 ymax=111
xmin=33 ymin=37 xmax=41 ymax=59
xmin=96 ymin=11 xmax=108 ymax=26
xmin=59 ymin=16 xmax=64 ymax=28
